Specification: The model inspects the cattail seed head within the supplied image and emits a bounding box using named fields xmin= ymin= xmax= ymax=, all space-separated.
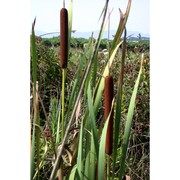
xmin=104 ymin=75 xmax=114 ymax=155
xmin=60 ymin=8 xmax=68 ymax=69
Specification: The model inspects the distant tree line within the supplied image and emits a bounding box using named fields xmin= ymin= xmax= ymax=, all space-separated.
xmin=39 ymin=36 xmax=149 ymax=51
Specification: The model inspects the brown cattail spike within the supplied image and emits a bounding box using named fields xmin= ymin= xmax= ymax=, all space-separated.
xmin=60 ymin=8 xmax=68 ymax=69
xmin=104 ymin=75 xmax=114 ymax=155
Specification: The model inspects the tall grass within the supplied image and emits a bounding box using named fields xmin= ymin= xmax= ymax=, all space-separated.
xmin=30 ymin=0 xmax=147 ymax=179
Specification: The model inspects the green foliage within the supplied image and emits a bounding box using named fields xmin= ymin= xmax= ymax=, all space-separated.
xmin=126 ymin=40 xmax=149 ymax=52
xmin=41 ymin=37 xmax=60 ymax=47
xmin=30 ymin=39 xmax=149 ymax=180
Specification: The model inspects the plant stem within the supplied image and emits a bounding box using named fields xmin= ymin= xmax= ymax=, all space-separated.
xmin=107 ymin=155 xmax=110 ymax=180
xmin=61 ymin=68 xmax=65 ymax=140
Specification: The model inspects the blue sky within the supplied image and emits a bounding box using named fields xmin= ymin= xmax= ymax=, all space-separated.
xmin=31 ymin=0 xmax=149 ymax=36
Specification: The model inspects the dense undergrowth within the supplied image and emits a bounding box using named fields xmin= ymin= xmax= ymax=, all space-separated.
xmin=31 ymin=37 xmax=149 ymax=179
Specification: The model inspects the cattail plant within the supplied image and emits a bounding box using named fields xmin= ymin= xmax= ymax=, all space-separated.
xmin=58 ymin=6 xmax=69 ymax=180
xmin=60 ymin=7 xmax=68 ymax=141
xmin=104 ymin=75 xmax=114 ymax=155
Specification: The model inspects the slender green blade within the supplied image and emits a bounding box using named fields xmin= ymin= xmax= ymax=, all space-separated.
xmin=113 ymin=29 xmax=127 ymax=178
xmin=92 ymin=14 xmax=109 ymax=89
xmin=118 ymin=54 xmax=144 ymax=179
xmin=77 ymin=122 xmax=84 ymax=179
xmin=110 ymin=0 xmax=132 ymax=54
xmin=97 ymin=114 xmax=110 ymax=180
xmin=84 ymin=111 xmax=92 ymax=179
xmin=69 ymin=164 xmax=77 ymax=180
xmin=36 ymin=110 xmax=40 ymax=180
xmin=31 ymin=126 xmax=35 ymax=179
xmin=97 ymin=3 xmax=106 ymax=23
xmin=55 ymin=98 xmax=61 ymax=148
xmin=92 ymin=53 xmax=98 ymax=89
xmin=112 ymin=82 xmax=121 ymax=177
xmin=30 ymin=18 xmax=37 ymax=179
xmin=87 ymin=83 xmax=99 ymax=157
xmin=90 ymin=135 xmax=96 ymax=180
xmin=84 ymin=151 xmax=90 ymax=179
xmin=68 ymin=0 xmax=73 ymax=53
xmin=93 ymin=41 xmax=122 ymax=116
xmin=97 ymin=98 xmax=114 ymax=180
xmin=31 ymin=18 xmax=37 ymax=92
xmin=51 ymin=98 xmax=58 ymax=135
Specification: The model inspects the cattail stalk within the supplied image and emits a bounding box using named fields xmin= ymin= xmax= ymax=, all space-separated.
xmin=61 ymin=69 xmax=65 ymax=139
xmin=104 ymin=75 xmax=114 ymax=155
xmin=59 ymin=7 xmax=68 ymax=180
xmin=60 ymin=7 xmax=68 ymax=140
xmin=107 ymin=155 xmax=110 ymax=180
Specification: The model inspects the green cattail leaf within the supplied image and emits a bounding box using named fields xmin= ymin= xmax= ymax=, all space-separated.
xmin=84 ymin=151 xmax=90 ymax=179
xmin=92 ymin=6 xmax=110 ymax=89
xmin=50 ymin=98 xmax=58 ymax=135
xmin=97 ymin=3 xmax=106 ymax=23
xmin=112 ymin=82 xmax=121 ymax=176
xmin=92 ymin=53 xmax=98 ymax=89
xmin=98 ymin=106 xmax=113 ymax=180
xmin=31 ymin=18 xmax=37 ymax=89
xmin=68 ymin=0 xmax=73 ymax=53
xmin=118 ymin=54 xmax=144 ymax=179
xmin=65 ymin=79 xmax=78 ymax=119
xmin=30 ymin=18 xmax=37 ymax=179
xmin=36 ymin=109 xmax=40 ymax=180
xmin=31 ymin=125 xmax=35 ymax=180
xmin=110 ymin=0 xmax=132 ymax=54
xmin=83 ymin=82 xmax=99 ymax=178
xmin=83 ymin=35 xmax=94 ymax=102
xmin=87 ymin=82 xmax=99 ymax=157
xmin=84 ymin=109 xmax=92 ymax=178
xmin=55 ymin=98 xmax=61 ymax=148
xmin=90 ymin=135 xmax=96 ymax=180
xmin=77 ymin=121 xmax=84 ymax=179
xmin=113 ymin=28 xmax=127 ymax=178
xmin=69 ymin=164 xmax=77 ymax=180
xmin=93 ymin=41 xmax=123 ymax=116
xmin=84 ymin=131 xmax=96 ymax=180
